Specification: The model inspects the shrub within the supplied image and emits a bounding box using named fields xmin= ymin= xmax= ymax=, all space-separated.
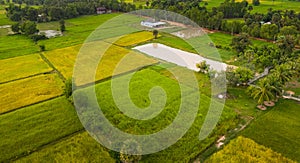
xmin=64 ymin=78 xmax=73 ymax=98
xmin=39 ymin=44 xmax=46 ymax=51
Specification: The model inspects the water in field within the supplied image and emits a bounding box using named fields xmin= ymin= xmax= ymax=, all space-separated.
xmin=133 ymin=43 xmax=227 ymax=72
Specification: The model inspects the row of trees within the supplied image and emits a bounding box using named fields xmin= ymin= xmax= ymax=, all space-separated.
xmin=149 ymin=0 xmax=300 ymax=45
xmin=5 ymin=0 xmax=138 ymax=22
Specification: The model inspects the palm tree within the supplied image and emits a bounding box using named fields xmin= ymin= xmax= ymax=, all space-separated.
xmin=247 ymin=78 xmax=281 ymax=105
xmin=271 ymin=64 xmax=294 ymax=85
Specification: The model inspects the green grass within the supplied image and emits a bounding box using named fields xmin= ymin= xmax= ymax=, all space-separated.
xmin=0 ymin=97 xmax=83 ymax=162
xmin=73 ymin=68 xmax=238 ymax=162
xmin=16 ymin=132 xmax=114 ymax=163
xmin=205 ymin=136 xmax=296 ymax=163
xmin=242 ymin=99 xmax=300 ymax=162
xmin=201 ymin=0 xmax=300 ymax=13
xmin=0 ymin=34 xmax=40 ymax=60
xmin=186 ymin=32 xmax=275 ymax=62
xmin=154 ymin=32 xmax=196 ymax=53
xmin=0 ymin=54 xmax=52 ymax=83
xmin=0 ymin=74 xmax=64 ymax=114
xmin=37 ymin=14 xmax=120 ymax=51
xmin=0 ymin=28 xmax=8 ymax=36
xmin=0 ymin=10 xmax=13 ymax=26
xmin=208 ymin=32 xmax=273 ymax=49
xmin=225 ymin=87 xmax=261 ymax=117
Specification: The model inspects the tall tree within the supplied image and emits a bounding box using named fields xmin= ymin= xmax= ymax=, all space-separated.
xmin=231 ymin=33 xmax=252 ymax=55
xmin=59 ymin=19 xmax=66 ymax=32
xmin=21 ymin=21 xmax=38 ymax=35
xmin=153 ymin=30 xmax=158 ymax=39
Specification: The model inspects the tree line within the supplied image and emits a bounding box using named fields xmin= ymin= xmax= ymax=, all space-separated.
xmin=5 ymin=0 xmax=138 ymax=22
xmin=149 ymin=0 xmax=300 ymax=45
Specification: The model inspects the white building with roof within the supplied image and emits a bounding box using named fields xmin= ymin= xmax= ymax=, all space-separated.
xmin=141 ymin=20 xmax=166 ymax=28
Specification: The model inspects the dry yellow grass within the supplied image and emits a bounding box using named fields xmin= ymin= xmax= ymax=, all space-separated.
xmin=113 ymin=31 xmax=158 ymax=46
xmin=43 ymin=45 xmax=81 ymax=79
xmin=0 ymin=54 xmax=52 ymax=83
xmin=0 ymin=74 xmax=64 ymax=114
xmin=44 ymin=41 xmax=158 ymax=86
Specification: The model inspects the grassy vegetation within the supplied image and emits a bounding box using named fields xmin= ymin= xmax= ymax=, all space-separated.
xmin=201 ymin=0 xmax=300 ymax=13
xmin=37 ymin=14 xmax=121 ymax=51
xmin=0 ymin=28 xmax=8 ymax=36
xmin=17 ymin=132 xmax=114 ymax=162
xmin=74 ymin=68 xmax=238 ymax=161
xmin=0 ymin=97 xmax=83 ymax=162
xmin=242 ymin=99 xmax=300 ymax=162
xmin=154 ymin=32 xmax=196 ymax=53
xmin=0 ymin=34 xmax=40 ymax=59
xmin=205 ymin=136 xmax=296 ymax=163
xmin=186 ymin=32 xmax=275 ymax=62
xmin=114 ymin=31 xmax=156 ymax=47
xmin=43 ymin=44 xmax=81 ymax=79
xmin=0 ymin=10 xmax=13 ymax=26
xmin=44 ymin=41 xmax=157 ymax=86
xmin=0 ymin=54 xmax=52 ymax=83
xmin=208 ymin=32 xmax=273 ymax=49
xmin=225 ymin=87 xmax=260 ymax=117
xmin=0 ymin=74 xmax=64 ymax=114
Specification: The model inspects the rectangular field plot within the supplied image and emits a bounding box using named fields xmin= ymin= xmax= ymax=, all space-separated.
xmin=44 ymin=42 xmax=158 ymax=86
xmin=43 ymin=44 xmax=81 ymax=79
xmin=0 ymin=54 xmax=52 ymax=83
xmin=16 ymin=132 xmax=114 ymax=163
xmin=0 ymin=74 xmax=64 ymax=114
xmin=73 ymin=69 xmax=237 ymax=161
xmin=242 ymin=100 xmax=300 ymax=162
xmin=0 ymin=35 xmax=40 ymax=60
xmin=0 ymin=97 xmax=83 ymax=162
xmin=112 ymin=31 xmax=157 ymax=47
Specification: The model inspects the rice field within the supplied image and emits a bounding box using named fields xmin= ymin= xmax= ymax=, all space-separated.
xmin=16 ymin=132 xmax=114 ymax=163
xmin=44 ymin=41 xmax=158 ymax=86
xmin=73 ymin=69 xmax=238 ymax=161
xmin=0 ymin=74 xmax=64 ymax=114
xmin=0 ymin=54 xmax=52 ymax=83
xmin=205 ymin=136 xmax=296 ymax=163
xmin=0 ymin=97 xmax=83 ymax=162
xmin=113 ymin=31 xmax=157 ymax=46
xmin=242 ymin=99 xmax=300 ymax=162
xmin=201 ymin=0 xmax=300 ymax=13
xmin=0 ymin=35 xmax=40 ymax=60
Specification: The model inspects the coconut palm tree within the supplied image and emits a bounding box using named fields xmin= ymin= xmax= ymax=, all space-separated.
xmin=247 ymin=78 xmax=281 ymax=105
xmin=271 ymin=63 xmax=294 ymax=85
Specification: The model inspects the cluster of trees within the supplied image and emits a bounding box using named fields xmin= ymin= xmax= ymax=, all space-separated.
xmin=5 ymin=0 xmax=138 ymax=22
xmin=150 ymin=0 xmax=249 ymax=30
xmin=149 ymin=0 xmax=300 ymax=44
xmin=229 ymin=33 xmax=299 ymax=104
xmin=241 ymin=9 xmax=300 ymax=42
